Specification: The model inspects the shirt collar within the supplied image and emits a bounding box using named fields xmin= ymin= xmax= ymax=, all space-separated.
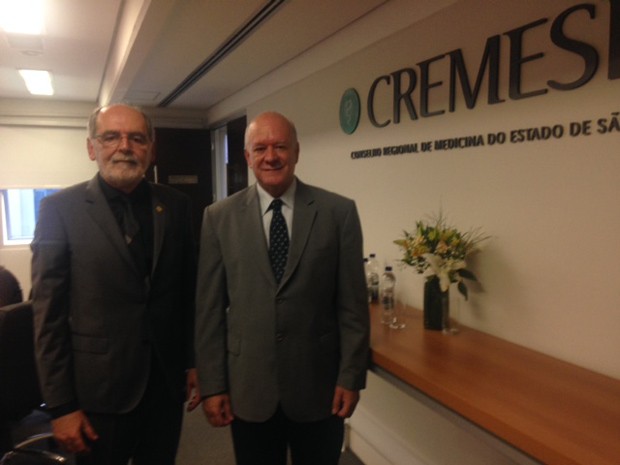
xmin=98 ymin=174 xmax=149 ymax=203
xmin=257 ymin=178 xmax=297 ymax=215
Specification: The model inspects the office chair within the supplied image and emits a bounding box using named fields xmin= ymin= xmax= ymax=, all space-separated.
xmin=1 ymin=433 xmax=70 ymax=464
xmin=0 ymin=301 xmax=45 ymax=454
xmin=0 ymin=301 xmax=43 ymax=419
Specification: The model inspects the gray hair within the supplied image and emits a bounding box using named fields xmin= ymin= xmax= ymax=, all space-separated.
xmin=87 ymin=104 xmax=155 ymax=141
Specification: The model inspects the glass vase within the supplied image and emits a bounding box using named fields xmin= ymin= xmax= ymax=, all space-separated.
xmin=423 ymin=276 xmax=449 ymax=331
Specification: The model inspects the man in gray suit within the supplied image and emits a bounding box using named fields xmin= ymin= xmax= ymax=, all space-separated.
xmin=31 ymin=104 xmax=200 ymax=465
xmin=195 ymin=112 xmax=370 ymax=465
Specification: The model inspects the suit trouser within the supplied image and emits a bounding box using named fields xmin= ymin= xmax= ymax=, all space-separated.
xmin=76 ymin=360 xmax=184 ymax=465
xmin=230 ymin=405 xmax=344 ymax=465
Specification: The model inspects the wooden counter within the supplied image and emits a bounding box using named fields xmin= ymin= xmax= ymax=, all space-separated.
xmin=369 ymin=303 xmax=620 ymax=465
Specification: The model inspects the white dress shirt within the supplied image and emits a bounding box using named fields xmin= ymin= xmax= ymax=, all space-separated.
xmin=256 ymin=179 xmax=296 ymax=247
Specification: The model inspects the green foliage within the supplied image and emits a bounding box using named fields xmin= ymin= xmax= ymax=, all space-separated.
xmin=394 ymin=211 xmax=488 ymax=299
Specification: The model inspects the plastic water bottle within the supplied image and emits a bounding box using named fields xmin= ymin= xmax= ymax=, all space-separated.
xmin=366 ymin=254 xmax=380 ymax=304
xmin=363 ymin=258 xmax=372 ymax=303
xmin=380 ymin=266 xmax=396 ymax=325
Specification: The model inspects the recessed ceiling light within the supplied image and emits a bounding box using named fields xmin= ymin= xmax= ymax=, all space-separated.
xmin=18 ymin=69 xmax=54 ymax=96
xmin=0 ymin=0 xmax=45 ymax=35
xmin=6 ymin=33 xmax=44 ymax=51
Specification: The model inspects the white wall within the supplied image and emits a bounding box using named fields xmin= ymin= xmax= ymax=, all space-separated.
xmin=218 ymin=0 xmax=618 ymax=463
xmin=0 ymin=122 xmax=97 ymax=295
xmin=348 ymin=371 xmax=541 ymax=465
xmin=0 ymin=100 xmax=206 ymax=293
xmin=242 ymin=0 xmax=619 ymax=379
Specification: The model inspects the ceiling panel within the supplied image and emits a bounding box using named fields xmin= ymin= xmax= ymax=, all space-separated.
xmin=0 ymin=0 xmax=122 ymax=101
xmin=122 ymin=0 xmax=268 ymax=105
xmin=166 ymin=0 xmax=387 ymax=108
xmin=0 ymin=0 xmax=435 ymax=115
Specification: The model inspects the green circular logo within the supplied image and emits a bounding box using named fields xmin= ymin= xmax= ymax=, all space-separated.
xmin=339 ymin=88 xmax=361 ymax=134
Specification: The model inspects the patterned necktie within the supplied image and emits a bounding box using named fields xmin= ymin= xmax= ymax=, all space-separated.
xmin=121 ymin=196 xmax=140 ymax=245
xmin=268 ymin=199 xmax=289 ymax=283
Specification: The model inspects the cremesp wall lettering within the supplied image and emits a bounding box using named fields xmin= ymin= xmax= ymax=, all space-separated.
xmin=340 ymin=0 xmax=619 ymax=142
xmin=349 ymin=111 xmax=620 ymax=159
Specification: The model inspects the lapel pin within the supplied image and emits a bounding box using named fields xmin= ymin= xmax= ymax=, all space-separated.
xmin=155 ymin=205 xmax=164 ymax=214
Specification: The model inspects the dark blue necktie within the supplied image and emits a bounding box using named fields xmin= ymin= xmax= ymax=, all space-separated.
xmin=268 ymin=199 xmax=289 ymax=283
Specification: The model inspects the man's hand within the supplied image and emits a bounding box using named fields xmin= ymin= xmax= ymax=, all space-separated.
xmin=185 ymin=368 xmax=201 ymax=412
xmin=51 ymin=410 xmax=98 ymax=454
xmin=331 ymin=386 xmax=360 ymax=418
xmin=202 ymin=394 xmax=234 ymax=427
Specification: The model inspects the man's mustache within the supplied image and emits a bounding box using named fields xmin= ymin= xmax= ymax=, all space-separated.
xmin=112 ymin=156 xmax=138 ymax=165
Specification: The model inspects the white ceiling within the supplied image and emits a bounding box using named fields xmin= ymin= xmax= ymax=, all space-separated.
xmin=0 ymin=0 xmax=390 ymax=111
xmin=1 ymin=0 xmax=122 ymax=103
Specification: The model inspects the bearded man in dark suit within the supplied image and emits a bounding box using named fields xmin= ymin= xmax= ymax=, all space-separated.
xmin=31 ymin=104 xmax=200 ymax=465
xmin=195 ymin=111 xmax=370 ymax=465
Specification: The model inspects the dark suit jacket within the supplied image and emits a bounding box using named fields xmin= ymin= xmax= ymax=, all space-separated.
xmin=31 ymin=175 xmax=196 ymax=414
xmin=195 ymin=180 xmax=369 ymax=423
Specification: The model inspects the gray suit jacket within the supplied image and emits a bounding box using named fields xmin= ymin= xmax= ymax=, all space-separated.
xmin=31 ymin=175 xmax=196 ymax=414
xmin=195 ymin=180 xmax=369 ymax=422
